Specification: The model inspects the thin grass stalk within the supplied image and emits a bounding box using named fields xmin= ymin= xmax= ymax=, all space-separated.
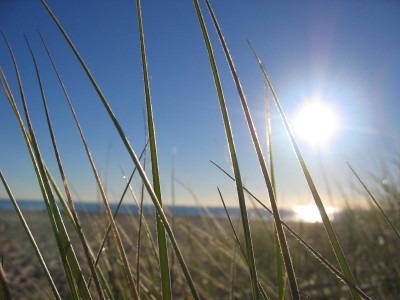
xmin=39 ymin=1 xmax=200 ymax=297
xmin=43 ymin=41 xmax=139 ymax=299
xmin=44 ymin=166 xmax=115 ymax=300
xmin=1 ymin=33 xmax=90 ymax=300
xmin=347 ymin=162 xmax=400 ymax=239
xmin=68 ymin=99 xmax=140 ymax=300
xmin=136 ymin=149 xmax=147 ymax=293
xmin=229 ymin=242 xmax=238 ymax=300
xmin=85 ymin=142 xmax=148 ymax=288
xmin=135 ymin=1 xmax=171 ymax=297
xmin=212 ymin=161 xmax=373 ymax=300
xmin=37 ymin=32 xmax=130 ymax=299
xmin=203 ymin=1 xmax=298 ymax=298
xmin=0 ymin=170 xmax=61 ymax=300
xmin=217 ymin=188 xmax=271 ymax=300
xmin=265 ymin=90 xmax=285 ymax=299
xmin=24 ymin=35 xmax=105 ymax=300
xmin=174 ymin=177 xmax=231 ymax=244
xmin=136 ymin=109 xmax=149 ymax=292
xmin=248 ymin=41 xmax=361 ymax=300
xmin=1 ymin=70 xmax=84 ymax=299
xmin=35 ymin=31 xmax=138 ymax=299
xmin=124 ymin=172 xmax=159 ymax=261
xmin=192 ymin=1 xmax=260 ymax=298
xmin=203 ymin=2 xmax=300 ymax=297
xmin=0 ymin=69 xmax=77 ymax=300
xmin=45 ymin=166 xmax=73 ymax=218
xmin=0 ymin=262 xmax=11 ymax=300
xmin=170 ymin=148 xmax=177 ymax=295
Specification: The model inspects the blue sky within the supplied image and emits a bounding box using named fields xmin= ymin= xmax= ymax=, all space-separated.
xmin=0 ymin=0 xmax=399 ymax=208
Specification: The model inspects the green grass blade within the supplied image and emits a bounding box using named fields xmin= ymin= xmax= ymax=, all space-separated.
xmin=193 ymin=1 xmax=260 ymax=298
xmin=202 ymin=1 xmax=299 ymax=298
xmin=2 ymin=33 xmax=91 ymax=300
xmin=42 ymin=42 xmax=139 ymax=299
xmin=265 ymin=92 xmax=285 ymax=299
xmin=25 ymin=34 xmax=105 ymax=300
xmin=0 ymin=170 xmax=61 ymax=300
xmin=217 ymin=188 xmax=271 ymax=300
xmin=44 ymin=166 xmax=115 ymax=300
xmin=39 ymin=1 xmax=200 ymax=298
xmin=135 ymin=1 xmax=171 ymax=298
xmin=136 ymin=144 xmax=147 ymax=293
xmin=347 ymin=162 xmax=400 ymax=240
xmin=1 ymin=68 xmax=81 ymax=299
xmin=40 ymin=30 xmax=141 ymax=299
xmin=38 ymin=31 xmax=141 ymax=299
xmin=248 ymin=41 xmax=361 ymax=300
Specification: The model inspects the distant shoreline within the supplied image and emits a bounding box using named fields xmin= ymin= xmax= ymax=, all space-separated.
xmin=0 ymin=198 xmax=295 ymax=218
xmin=0 ymin=198 xmax=343 ymax=222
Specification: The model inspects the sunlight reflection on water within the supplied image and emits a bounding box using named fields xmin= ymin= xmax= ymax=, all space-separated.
xmin=293 ymin=205 xmax=338 ymax=223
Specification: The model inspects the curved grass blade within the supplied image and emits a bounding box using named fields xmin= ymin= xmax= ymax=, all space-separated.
xmin=0 ymin=170 xmax=61 ymax=300
xmin=0 ymin=262 xmax=11 ymax=300
xmin=202 ymin=1 xmax=299 ymax=298
xmin=192 ymin=1 xmax=260 ymax=298
xmin=39 ymin=1 xmax=200 ymax=298
xmin=24 ymin=34 xmax=105 ymax=300
xmin=135 ymin=1 xmax=171 ymax=298
xmin=2 ymin=33 xmax=90 ymax=300
xmin=347 ymin=162 xmax=400 ymax=240
xmin=248 ymin=41 xmax=361 ymax=300
xmin=211 ymin=160 xmax=373 ymax=300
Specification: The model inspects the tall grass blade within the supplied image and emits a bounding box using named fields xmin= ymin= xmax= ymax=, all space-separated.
xmin=217 ymin=188 xmax=270 ymax=300
xmin=212 ymin=160 xmax=372 ymax=300
xmin=39 ymin=35 xmax=139 ymax=299
xmin=265 ymin=91 xmax=285 ymax=299
xmin=136 ymin=143 xmax=147 ymax=292
xmin=36 ymin=33 xmax=114 ymax=300
xmin=202 ymin=1 xmax=299 ymax=298
xmin=44 ymin=166 xmax=115 ymax=300
xmin=39 ymin=1 xmax=200 ymax=298
xmin=0 ymin=170 xmax=61 ymax=300
xmin=25 ymin=34 xmax=105 ymax=300
xmin=3 ymin=64 xmax=114 ymax=300
xmin=347 ymin=162 xmax=400 ymax=240
xmin=193 ymin=1 xmax=260 ymax=298
xmin=2 ymin=33 xmax=91 ymax=300
xmin=135 ymin=1 xmax=171 ymax=298
xmin=248 ymin=41 xmax=361 ymax=300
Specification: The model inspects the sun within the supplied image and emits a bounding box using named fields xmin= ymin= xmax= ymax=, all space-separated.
xmin=294 ymin=101 xmax=339 ymax=147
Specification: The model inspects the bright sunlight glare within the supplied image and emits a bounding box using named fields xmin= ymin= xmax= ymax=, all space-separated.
xmin=294 ymin=101 xmax=339 ymax=147
xmin=293 ymin=205 xmax=337 ymax=223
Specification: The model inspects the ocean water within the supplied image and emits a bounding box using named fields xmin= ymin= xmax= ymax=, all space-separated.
xmin=0 ymin=198 xmax=296 ymax=220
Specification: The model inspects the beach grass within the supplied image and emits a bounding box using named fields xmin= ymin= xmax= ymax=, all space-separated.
xmin=0 ymin=0 xmax=399 ymax=299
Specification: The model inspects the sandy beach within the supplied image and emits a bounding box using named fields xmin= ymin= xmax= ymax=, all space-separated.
xmin=1 ymin=208 xmax=399 ymax=299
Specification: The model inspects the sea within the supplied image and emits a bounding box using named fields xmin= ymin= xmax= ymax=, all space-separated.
xmin=0 ymin=198 xmax=297 ymax=220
